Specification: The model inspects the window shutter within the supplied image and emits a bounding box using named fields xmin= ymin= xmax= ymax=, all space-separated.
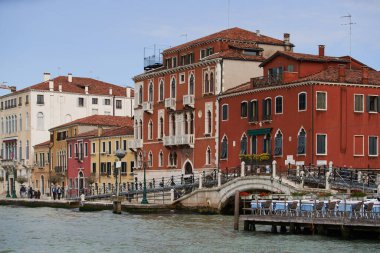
xmin=248 ymin=101 xmax=253 ymax=122
xmin=366 ymin=96 xmax=370 ymax=112
xmin=377 ymin=96 xmax=380 ymax=112
xmin=262 ymin=100 xmax=266 ymax=120
xmin=268 ymin=99 xmax=272 ymax=116
xmin=255 ymin=102 xmax=259 ymax=121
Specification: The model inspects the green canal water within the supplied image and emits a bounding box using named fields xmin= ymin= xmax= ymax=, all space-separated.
xmin=0 ymin=206 xmax=378 ymax=253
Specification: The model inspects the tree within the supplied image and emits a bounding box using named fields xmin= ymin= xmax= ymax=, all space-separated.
xmin=16 ymin=176 xmax=28 ymax=185
xmin=50 ymin=174 xmax=62 ymax=185
xmin=86 ymin=173 xmax=96 ymax=186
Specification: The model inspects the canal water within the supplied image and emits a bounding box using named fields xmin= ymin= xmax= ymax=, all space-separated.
xmin=0 ymin=206 xmax=378 ymax=253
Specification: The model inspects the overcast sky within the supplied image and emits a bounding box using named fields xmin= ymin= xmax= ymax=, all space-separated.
xmin=0 ymin=0 xmax=379 ymax=95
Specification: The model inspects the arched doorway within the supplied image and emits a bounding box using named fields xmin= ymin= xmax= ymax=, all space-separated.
xmin=184 ymin=162 xmax=193 ymax=175
xmin=78 ymin=171 xmax=84 ymax=196
xmin=41 ymin=175 xmax=45 ymax=195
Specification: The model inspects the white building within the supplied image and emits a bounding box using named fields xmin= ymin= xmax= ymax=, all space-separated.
xmin=0 ymin=73 xmax=134 ymax=196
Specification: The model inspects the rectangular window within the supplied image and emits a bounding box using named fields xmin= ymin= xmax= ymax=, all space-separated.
xmin=222 ymin=104 xmax=228 ymax=121
xmin=354 ymin=94 xmax=364 ymax=112
xmin=108 ymin=141 xmax=111 ymax=154
xmin=107 ymin=162 xmax=112 ymax=175
xmin=298 ymin=92 xmax=307 ymax=111
xmin=287 ymin=65 xmax=294 ymax=72
xmin=353 ymin=135 xmax=364 ymax=156
xmin=102 ymin=142 xmax=106 ymax=153
xmin=18 ymin=97 xmax=22 ymax=106
xmin=115 ymin=140 xmax=119 ymax=151
xmin=316 ymin=134 xmax=327 ymax=155
xmin=37 ymin=95 xmax=44 ymax=105
xmin=172 ymin=57 xmax=177 ymax=68
xmin=101 ymin=162 xmax=106 ymax=174
xmin=241 ymin=102 xmax=248 ymax=118
xmin=275 ymin=96 xmax=283 ymax=114
xmin=165 ymin=58 xmax=172 ymax=68
xmin=84 ymin=143 xmax=88 ymax=156
xmin=116 ymin=100 xmax=122 ymax=109
xmin=25 ymin=95 xmax=29 ymax=104
xmin=369 ymin=136 xmax=378 ymax=156
xmin=92 ymin=163 xmax=96 ymax=173
xmin=74 ymin=144 xmax=78 ymax=158
xmin=121 ymin=162 xmax=127 ymax=174
xmin=251 ymin=136 xmax=257 ymax=154
xmin=180 ymin=55 xmax=186 ymax=65
xmin=69 ymin=144 xmax=72 ymax=158
xmin=78 ymin=97 xmax=84 ymax=107
xmin=92 ymin=142 xmax=96 ymax=154
xmin=248 ymin=100 xmax=258 ymax=122
xmin=104 ymin=99 xmax=111 ymax=105
xmin=179 ymin=73 xmax=185 ymax=84
xmin=262 ymin=98 xmax=272 ymax=121
xmin=92 ymin=98 xmax=98 ymax=104
xmin=366 ymin=95 xmax=379 ymax=113
xmin=316 ymin=92 xmax=327 ymax=110
xmin=123 ymin=140 xmax=127 ymax=150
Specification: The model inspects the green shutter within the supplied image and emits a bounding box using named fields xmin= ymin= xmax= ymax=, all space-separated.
xmin=366 ymin=96 xmax=370 ymax=112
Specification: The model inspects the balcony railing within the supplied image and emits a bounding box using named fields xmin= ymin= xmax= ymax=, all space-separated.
xmin=183 ymin=94 xmax=194 ymax=108
xmin=142 ymin=101 xmax=153 ymax=113
xmin=165 ymin=98 xmax=176 ymax=110
xmin=128 ymin=139 xmax=143 ymax=150
xmin=54 ymin=166 xmax=64 ymax=173
xmin=262 ymin=114 xmax=272 ymax=121
xmin=251 ymin=75 xmax=283 ymax=88
xmin=163 ymin=134 xmax=194 ymax=148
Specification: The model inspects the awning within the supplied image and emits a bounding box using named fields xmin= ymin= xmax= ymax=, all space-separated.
xmin=247 ymin=128 xmax=272 ymax=136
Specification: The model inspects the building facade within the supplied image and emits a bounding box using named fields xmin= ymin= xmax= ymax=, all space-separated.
xmin=130 ymin=27 xmax=293 ymax=180
xmin=31 ymin=141 xmax=50 ymax=196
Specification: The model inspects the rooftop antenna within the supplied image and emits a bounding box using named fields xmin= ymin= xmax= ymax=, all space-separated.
xmin=180 ymin=34 xmax=188 ymax=42
xmin=227 ymin=0 xmax=230 ymax=28
xmin=341 ymin=13 xmax=356 ymax=69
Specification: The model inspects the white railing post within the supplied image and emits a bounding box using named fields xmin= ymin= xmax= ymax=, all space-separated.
xmin=170 ymin=188 xmax=175 ymax=202
xmin=328 ymin=161 xmax=333 ymax=173
xmin=218 ymin=172 xmax=222 ymax=187
xmin=296 ymin=165 xmax=300 ymax=177
xmin=357 ymin=171 xmax=362 ymax=183
xmin=272 ymin=160 xmax=277 ymax=178
xmin=241 ymin=161 xmax=245 ymax=177
xmin=325 ymin=171 xmax=331 ymax=190
xmin=199 ymin=172 xmax=203 ymax=189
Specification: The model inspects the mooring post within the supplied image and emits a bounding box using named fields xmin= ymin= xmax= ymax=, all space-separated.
xmin=234 ymin=190 xmax=240 ymax=230
xmin=199 ymin=172 xmax=203 ymax=189
xmin=272 ymin=160 xmax=277 ymax=178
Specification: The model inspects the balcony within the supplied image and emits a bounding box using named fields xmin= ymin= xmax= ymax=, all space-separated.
xmin=165 ymin=98 xmax=176 ymax=111
xmin=183 ymin=95 xmax=194 ymax=108
xmin=142 ymin=101 xmax=153 ymax=114
xmin=54 ymin=166 xmax=64 ymax=174
xmin=128 ymin=139 xmax=143 ymax=151
xmin=163 ymin=134 xmax=194 ymax=148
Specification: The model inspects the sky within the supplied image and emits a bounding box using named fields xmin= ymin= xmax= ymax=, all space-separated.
xmin=0 ymin=0 xmax=379 ymax=95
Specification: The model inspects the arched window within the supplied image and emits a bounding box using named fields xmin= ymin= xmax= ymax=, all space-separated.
xmin=221 ymin=136 xmax=228 ymax=159
xmin=159 ymin=151 xmax=163 ymax=167
xmin=240 ymin=134 xmax=248 ymax=155
xmin=169 ymin=151 xmax=177 ymax=166
xmin=171 ymin=78 xmax=176 ymax=98
xmin=159 ymin=80 xmax=164 ymax=101
xmin=210 ymin=72 xmax=214 ymax=94
xmin=26 ymin=140 xmax=29 ymax=159
xmin=298 ymin=92 xmax=307 ymax=111
xmin=19 ymin=114 xmax=22 ymax=131
xmin=274 ymin=131 xmax=283 ymax=156
xmin=19 ymin=140 xmax=22 ymax=161
xmin=204 ymin=73 xmax=209 ymax=94
xmin=206 ymin=147 xmax=211 ymax=165
xmin=148 ymin=151 xmax=153 ymax=167
xmin=171 ymin=114 xmax=176 ymax=136
xmin=139 ymin=119 xmax=143 ymax=139
xmin=189 ymin=74 xmax=194 ymax=95
xmin=159 ymin=117 xmax=164 ymax=139
xmin=297 ymin=128 xmax=306 ymax=155
xmin=207 ymin=110 xmax=212 ymax=134
xmin=37 ymin=112 xmax=44 ymax=130
xmin=138 ymin=85 xmax=143 ymax=104
xmin=190 ymin=113 xmax=194 ymax=134
xmin=184 ymin=114 xmax=188 ymax=134
xmin=148 ymin=120 xmax=153 ymax=140
xmin=26 ymin=112 xmax=29 ymax=130
xmin=263 ymin=134 xmax=271 ymax=154
xmin=148 ymin=82 xmax=153 ymax=102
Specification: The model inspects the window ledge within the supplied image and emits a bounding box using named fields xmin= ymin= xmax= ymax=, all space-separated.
xmin=368 ymin=111 xmax=378 ymax=114
xmin=316 ymin=109 xmax=327 ymax=111
xmin=368 ymin=155 xmax=378 ymax=157
xmin=354 ymin=111 xmax=364 ymax=113
xmin=316 ymin=154 xmax=327 ymax=156
xmin=296 ymin=154 xmax=306 ymax=157
xmin=353 ymin=154 xmax=364 ymax=157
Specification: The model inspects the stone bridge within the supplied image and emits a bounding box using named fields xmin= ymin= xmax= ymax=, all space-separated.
xmin=174 ymin=175 xmax=313 ymax=212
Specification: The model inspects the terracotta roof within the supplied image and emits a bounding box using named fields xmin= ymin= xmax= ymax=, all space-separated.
xmin=260 ymin=51 xmax=349 ymax=67
xmin=163 ymin=27 xmax=291 ymax=54
xmin=299 ymin=66 xmax=380 ymax=85
xmin=223 ymin=81 xmax=252 ymax=95
xmin=100 ymin=126 xmax=134 ymax=137
xmin=33 ymin=140 xmax=50 ymax=148
xmin=228 ymin=41 xmax=263 ymax=50
xmin=50 ymin=115 xmax=133 ymax=131
xmin=13 ymin=76 xmax=134 ymax=97
xmin=203 ymin=49 xmax=265 ymax=61
xmin=70 ymin=129 xmax=99 ymax=139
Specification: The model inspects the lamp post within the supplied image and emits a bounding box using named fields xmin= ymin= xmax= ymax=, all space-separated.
xmin=113 ymin=149 xmax=126 ymax=214
xmin=6 ymin=171 xmax=10 ymax=198
xmin=141 ymin=151 xmax=149 ymax=204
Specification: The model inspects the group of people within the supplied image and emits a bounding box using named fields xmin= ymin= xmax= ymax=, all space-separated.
xmin=19 ymin=185 xmax=41 ymax=199
xmin=52 ymin=185 xmax=63 ymax=200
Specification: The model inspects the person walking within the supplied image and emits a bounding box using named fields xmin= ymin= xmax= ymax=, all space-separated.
xmin=52 ymin=186 xmax=57 ymax=200
xmin=57 ymin=186 xmax=62 ymax=200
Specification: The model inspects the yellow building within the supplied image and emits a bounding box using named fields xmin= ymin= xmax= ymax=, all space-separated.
xmin=90 ymin=127 xmax=135 ymax=194
xmin=31 ymin=140 xmax=50 ymax=197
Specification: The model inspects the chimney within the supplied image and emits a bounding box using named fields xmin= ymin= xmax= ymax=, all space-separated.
xmin=362 ymin=66 xmax=369 ymax=84
xmin=43 ymin=73 xmax=51 ymax=82
xmin=58 ymin=84 xmax=62 ymax=92
xmin=318 ymin=45 xmax=325 ymax=57
xmin=68 ymin=73 xmax=72 ymax=83
xmin=256 ymin=30 xmax=260 ymax=37
xmin=85 ymin=86 xmax=89 ymax=94
xmin=338 ymin=64 xmax=346 ymax=83
xmin=109 ymin=88 xmax=112 ymax=95
xmin=97 ymin=127 xmax=103 ymax=137
xmin=283 ymin=33 xmax=290 ymax=44
xmin=126 ymin=87 xmax=131 ymax=98
xmin=49 ymin=80 xmax=54 ymax=91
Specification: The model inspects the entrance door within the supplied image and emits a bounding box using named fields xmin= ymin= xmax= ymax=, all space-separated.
xmin=78 ymin=171 xmax=84 ymax=196
xmin=184 ymin=162 xmax=193 ymax=175
xmin=10 ymin=178 xmax=14 ymax=196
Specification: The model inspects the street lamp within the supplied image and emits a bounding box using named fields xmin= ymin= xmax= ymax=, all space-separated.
xmin=141 ymin=151 xmax=149 ymax=204
xmin=112 ymin=149 xmax=126 ymax=214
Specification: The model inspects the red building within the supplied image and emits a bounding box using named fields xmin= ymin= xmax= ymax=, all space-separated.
xmin=130 ymin=27 xmax=293 ymax=179
xmin=219 ymin=47 xmax=380 ymax=172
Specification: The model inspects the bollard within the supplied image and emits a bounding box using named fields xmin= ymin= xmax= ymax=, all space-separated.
xmin=199 ymin=172 xmax=203 ymax=189
xmin=234 ymin=191 xmax=240 ymax=230
xmin=170 ymin=188 xmax=175 ymax=202
xmin=241 ymin=161 xmax=245 ymax=177
xmin=272 ymin=160 xmax=277 ymax=178
xmin=218 ymin=172 xmax=222 ymax=187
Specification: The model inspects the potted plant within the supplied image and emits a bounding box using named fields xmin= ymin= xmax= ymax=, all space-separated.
xmin=16 ymin=176 xmax=28 ymax=185
xmin=350 ymin=190 xmax=367 ymax=200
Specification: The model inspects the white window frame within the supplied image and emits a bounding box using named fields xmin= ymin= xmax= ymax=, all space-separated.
xmin=158 ymin=79 xmax=164 ymax=102
xmin=316 ymin=133 xmax=327 ymax=156
xmin=148 ymin=80 xmax=154 ymax=102
xmin=240 ymin=101 xmax=248 ymax=118
xmin=222 ymin=104 xmax=229 ymax=121
xmin=368 ymin=135 xmax=378 ymax=157
xmin=275 ymin=96 xmax=283 ymax=115
xmin=353 ymin=135 xmax=364 ymax=157
xmin=354 ymin=94 xmax=364 ymax=113
xmin=367 ymin=94 xmax=379 ymax=113
xmin=298 ymin=92 xmax=307 ymax=112
xmin=316 ymin=91 xmax=327 ymax=111
xmin=158 ymin=150 xmax=163 ymax=167
xmin=170 ymin=76 xmax=176 ymax=99
xmin=179 ymin=72 xmax=185 ymax=84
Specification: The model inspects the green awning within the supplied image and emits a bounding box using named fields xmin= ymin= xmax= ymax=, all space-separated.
xmin=247 ymin=128 xmax=272 ymax=136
